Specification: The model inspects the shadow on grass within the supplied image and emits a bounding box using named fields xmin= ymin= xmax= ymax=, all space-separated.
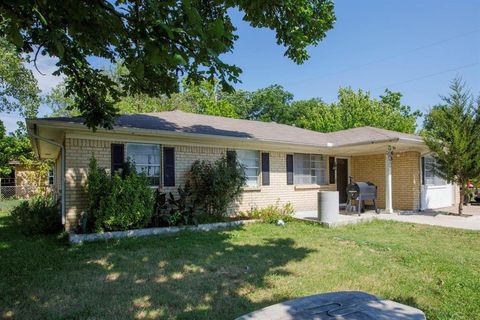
xmin=0 ymin=222 xmax=315 ymax=319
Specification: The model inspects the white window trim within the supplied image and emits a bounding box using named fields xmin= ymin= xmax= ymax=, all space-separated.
xmin=423 ymin=155 xmax=447 ymax=186
xmin=236 ymin=149 xmax=260 ymax=187
xmin=126 ymin=143 xmax=162 ymax=187
xmin=293 ymin=153 xmax=328 ymax=186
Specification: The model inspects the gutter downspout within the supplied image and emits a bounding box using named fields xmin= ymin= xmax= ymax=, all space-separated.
xmin=30 ymin=133 xmax=66 ymax=225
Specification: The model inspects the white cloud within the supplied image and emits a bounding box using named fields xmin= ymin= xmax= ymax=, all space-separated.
xmin=24 ymin=54 xmax=64 ymax=94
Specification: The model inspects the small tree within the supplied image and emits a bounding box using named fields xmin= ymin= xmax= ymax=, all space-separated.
xmin=423 ymin=78 xmax=480 ymax=215
xmin=186 ymin=156 xmax=246 ymax=217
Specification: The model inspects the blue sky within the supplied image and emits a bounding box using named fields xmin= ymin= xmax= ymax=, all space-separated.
xmin=1 ymin=0 xmax=479 ymax=133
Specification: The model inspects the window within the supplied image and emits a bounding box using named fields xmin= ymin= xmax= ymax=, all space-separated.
xmin=48 ymin=169 xmax=54 ymax=185
xmin=293 ymin=153 xmax=327 ymax=185
xmin=422 ymin=156 xmax=446 ymax=186
xmin=236 ymin=150 xmax=260 ymax=187
xmin=127 ymin=143 xmax=161 ymax=186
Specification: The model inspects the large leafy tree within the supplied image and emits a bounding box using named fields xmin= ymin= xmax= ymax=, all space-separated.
xmin=0 ymin=37 xmax=40 ymax=117
xmin=333 ymin=88 xmax=421 ymax=133
xmin=0 ymin=0 xmax=335 ymax=129
xmin=423 ymin=79 xmax=480 ymax=215
xmin=0 ymin=121 xmax=34 ymax=177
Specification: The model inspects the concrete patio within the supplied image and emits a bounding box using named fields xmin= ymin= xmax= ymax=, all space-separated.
xmin=295 ymin=205 xmax=480 ymax=231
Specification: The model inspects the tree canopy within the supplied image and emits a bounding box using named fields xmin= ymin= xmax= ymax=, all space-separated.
xmin=46 ymin=76 xmax=422 ymax=134
xmin=423 ymin=78 xmax=480 ymax=214
xmin=1 ymin=0 xmax=335 ymax=129
xmin=0 ymin=122 xmax=34 ymax=177
xmin=0 ymin=37 xmax=40 ymax=117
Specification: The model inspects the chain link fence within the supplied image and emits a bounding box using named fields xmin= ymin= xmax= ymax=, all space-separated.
xmin=0 ymin=185 xmax=55 ymax=200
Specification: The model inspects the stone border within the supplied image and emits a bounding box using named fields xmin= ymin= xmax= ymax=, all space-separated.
xmin=69 ymin=219 xmax=260 ymax=244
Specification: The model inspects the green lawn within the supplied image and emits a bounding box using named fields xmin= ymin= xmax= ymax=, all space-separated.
xmin=0 ymin=203 xmax=479 ymax=319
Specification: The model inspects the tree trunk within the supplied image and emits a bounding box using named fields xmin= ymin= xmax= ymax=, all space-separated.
xmin=458 ymin=186 xmax=464 ymax=216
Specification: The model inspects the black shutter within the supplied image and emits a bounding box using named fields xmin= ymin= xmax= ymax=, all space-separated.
xmin=226 ymin=150 xmax=236 ymax=168
xmin=329 ymin=157 xmax=336 ymax=184
xmin=261 ymin=153 xmax=270 ymax=186
xmin=286 ymin=154 xmax=294 ymax=185
xmin=421 ymin=156 xmax=425 ymax=185
xmin=111 ymin=144 xmax=124 ymax=173
xmin=163 ymin=147 xmax=175 ymax=187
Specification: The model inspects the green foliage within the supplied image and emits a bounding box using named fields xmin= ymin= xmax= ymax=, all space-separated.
xmin=44 ymin=82 xmax=79 ymax=117
xmin=152 ymin=184 xmax=201 ymax=227
xmin=241 ymin=202 xmax=295 ymax=223
xmin=10 ymin=195 xmax=62 ymax=235
xmin=1 ymin=0 xmax=335 ymax=129
xmin=287 ymin=88 xmax=421 ymax=133
xmin=84 ymin=155 xmax=110 ymax=232
xmin=0 ymin=121 xmax=36 ymax=177
xmin=85 ymin=156 xmax=154 ymax=232
xmin=0 ymin=37 xmax=40 ymax=117
xmin=423 ymin=78 xmax=480 ymax=214
xmin=187 ymin=156 xmax=246 ymax=217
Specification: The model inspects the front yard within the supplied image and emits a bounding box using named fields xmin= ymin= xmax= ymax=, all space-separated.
xmin=1 ymin=200 xmax=479 ymax=320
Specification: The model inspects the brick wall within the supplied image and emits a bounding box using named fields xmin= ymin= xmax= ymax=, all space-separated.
xmin=63 ymin=137 xmax=334 ymax=230
xmin=351 ymin=151 xmax=421 ymax=211
xmin=64 ymin=138 xmax=115 ymax=229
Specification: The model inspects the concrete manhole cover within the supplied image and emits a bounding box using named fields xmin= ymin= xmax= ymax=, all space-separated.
xmin=235 ymin=291 xmax=425 ymax=320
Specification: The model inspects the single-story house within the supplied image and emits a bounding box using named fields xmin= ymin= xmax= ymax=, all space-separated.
xmin=26 ymin=110 xmax=459 ymax=230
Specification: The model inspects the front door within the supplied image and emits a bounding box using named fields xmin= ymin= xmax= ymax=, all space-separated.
xmin=336 ymin=158 xmax=348 ymax=203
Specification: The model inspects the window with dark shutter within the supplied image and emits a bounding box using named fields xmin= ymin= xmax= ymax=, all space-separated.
xmin=226 ymin=150 xmax=236 ymax=168
xmin=261 ymin=153 xmax=270 ymax=186
xmin=163 ymin=147 xmax=175 ymax=187
xmin=286 ymin=154 xmax=294 ymax=185
xmin=111 ymin=144 xmax=124 ymax=173
xmin=329 ymin=157 xmax=336 ymax=184
xmin=421 ymin=156 xmax=425 ymax=185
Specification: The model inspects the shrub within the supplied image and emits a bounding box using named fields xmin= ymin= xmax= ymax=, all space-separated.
xmin=242 ymin=201 xmax=295 ymax=224
xmin=85 ymin=155 xmax=110 ymax=232
xmin=10 ymin=195 xmax=62 ymax=235
xmin=84 ymin=156 xmax=155 ymax=233
xmin=152 ymin=184 xmax=201 ymax=227
xmin=187 ymin=156 xmax=246 ymax=217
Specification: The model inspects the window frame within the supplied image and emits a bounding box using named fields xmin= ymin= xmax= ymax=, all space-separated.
xmin=293 ymin=153 xmax=327 ymax=185
xmin=48 ymin=169 xmax=54 ymax=185
xmin=236 ymin=149 xmax=260 ymax=187
xmin=422 ymin=155 xmax=447 ymax=186
xmin=126 ymin=143 xmax=162 ymax=187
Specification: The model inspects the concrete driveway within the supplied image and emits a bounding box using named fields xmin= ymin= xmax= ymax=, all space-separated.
xmin=295 ymin=205 xmax=480 ymax=231
xmin=376 ymin=211 xmax=480 ymax=231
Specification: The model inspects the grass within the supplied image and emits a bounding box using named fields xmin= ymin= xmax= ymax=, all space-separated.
xmin=0 ymin=202 xmax=479 ymax=319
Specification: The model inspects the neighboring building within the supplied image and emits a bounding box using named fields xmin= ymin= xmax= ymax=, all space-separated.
xmin=26 ymin=110 xmax=458 ymax=230
xmin=0 ymin=160 xmax=54 ymax=199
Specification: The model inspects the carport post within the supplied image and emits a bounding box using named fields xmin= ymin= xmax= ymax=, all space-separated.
xmin=385 ymin=146 xmax=393 ymax=214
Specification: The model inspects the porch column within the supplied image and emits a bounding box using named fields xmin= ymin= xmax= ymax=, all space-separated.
xmin=385 ymin=146 xmax=393 ymax=214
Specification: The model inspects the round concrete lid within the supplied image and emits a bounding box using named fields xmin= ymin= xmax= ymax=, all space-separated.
xmin=235 ymin=291 xmax=425 ymax=320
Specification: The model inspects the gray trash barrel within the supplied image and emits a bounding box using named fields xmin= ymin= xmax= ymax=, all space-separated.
xmin=318 ymin=191 xmax=339 ymax=222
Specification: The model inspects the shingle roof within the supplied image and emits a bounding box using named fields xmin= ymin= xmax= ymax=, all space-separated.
xmin=324 ymin=126 xmax=423 ymax=146
xmin=39 ymin=110 xmax=423 ymax=147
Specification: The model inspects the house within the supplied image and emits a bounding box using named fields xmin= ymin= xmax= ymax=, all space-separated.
xmin=26 ymin=110 xmax=458 ymax=230
xmin=0 ymin=160 xmax=54 ymax=199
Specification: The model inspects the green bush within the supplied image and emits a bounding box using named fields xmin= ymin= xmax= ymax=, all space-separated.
xmin=242 ymin=201 xmax=295 ymax=223
xmin=187 ymin=156 xmax=246 ymax=217
xmin=152 ymin=184 xmax=201 ymax=227
xmin=10 ymin=195 xmax=62 ymax=235
xmin=84 ymin=155 xmax=110 ymax=232
xmin=85 ymin=156 xmax=154 ymax=233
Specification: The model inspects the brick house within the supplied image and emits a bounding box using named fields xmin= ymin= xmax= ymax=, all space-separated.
xmin=26 ymin=110 xmax=458 ymax=230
